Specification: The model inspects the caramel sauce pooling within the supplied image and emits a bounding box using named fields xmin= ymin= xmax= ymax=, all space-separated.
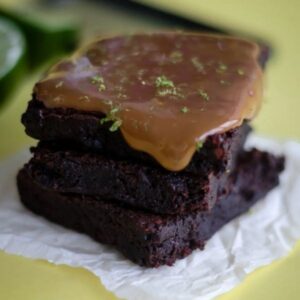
xmin=34 ymin=32 xmax=263 ymax=171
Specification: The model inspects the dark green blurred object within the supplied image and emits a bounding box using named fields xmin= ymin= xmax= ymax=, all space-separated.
xmin=0 ymin=16 xmax=27 ymax=108
xmin=0 ymin=7 xmax=79 ymax=68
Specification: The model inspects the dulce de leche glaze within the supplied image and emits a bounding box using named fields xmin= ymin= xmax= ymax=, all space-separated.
xmin=34 ymin=32 xmax=263 ymax=171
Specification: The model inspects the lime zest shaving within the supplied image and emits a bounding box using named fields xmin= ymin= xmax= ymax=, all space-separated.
xmin=100 ymin=104 xmax=122 ymax=132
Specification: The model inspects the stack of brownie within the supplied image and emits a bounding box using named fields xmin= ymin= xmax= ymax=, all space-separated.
xmin=17 ymin=32 xmax=284 ymax=267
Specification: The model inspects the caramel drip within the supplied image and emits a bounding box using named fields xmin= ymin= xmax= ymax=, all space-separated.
xmin=34 ymin=32 xmax=263 ymax=171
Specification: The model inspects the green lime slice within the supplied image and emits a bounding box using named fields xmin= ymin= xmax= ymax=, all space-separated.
xmin=0 ymin=17 xmax=26 ymax=107
xmin=0 ymin=8 xmax=79 ymax=68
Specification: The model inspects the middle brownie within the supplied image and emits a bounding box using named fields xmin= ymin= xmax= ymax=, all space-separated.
xmin=25 ymin=135 xmax=248 ymax=215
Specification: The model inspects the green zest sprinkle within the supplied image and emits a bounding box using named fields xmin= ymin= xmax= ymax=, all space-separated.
xmin=79 ymin=95 xmax=90 ymax=102
xmin=237 ymin=68 xmax=245 ymax=75
xmin=100 ymin=105 xmax=122 ymax=132
xmin=170 ymin=51 xmax=183 ymax=63
xmin=191 ymin=57 xmax=204 ymax=72
xmin=91 ymin=75 xmax=102 ymax=84
xmin=155 ymin=75 xmax=183 ymax=98
xmin=198 ymin=89 xmax=210 ymax=101
xmin=117 ymin=92 xmax=127 ymax=99
xmin=181 ymin=106 xmax=189 ymax=113
xmin=158 ymin=88 xmax=177 ymax=97
xmin=55 ymin=81 xmax=64 ymax=88
xmin=196 ymin=140 xmax=204 ymax=151
xmin=220 ymin=79 xmax=230 ymax=86
xmin=109 ymin=119 xmax=123 ymax=132
xmin=91 ymin=75 xmax=106 ymax=92
xmin=109 ymin=107 xmax=119 ymax=115
xmin=98 ymin=83 xmax=106 ymax=92
xmin=155 ymin=75 xmax=175 ymax=88
xmin=217 ymin=62 xmax=227 ymax=73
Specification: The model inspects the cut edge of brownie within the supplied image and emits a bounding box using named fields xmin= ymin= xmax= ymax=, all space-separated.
xmin=17 ymin=149 xmax=284 ymax=267
xmin=23 ymin=143 xmax=227 ymax=214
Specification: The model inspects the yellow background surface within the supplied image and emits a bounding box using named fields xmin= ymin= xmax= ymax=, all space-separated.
xmin=0 ymin=0 xmax=299 ymax=299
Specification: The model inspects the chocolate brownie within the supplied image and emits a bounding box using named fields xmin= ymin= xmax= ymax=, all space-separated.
xmin=17 ymin=149 xmax=284 ymax=267
xmin=21 ymin=33 xmax=268 ymax=173
xmin=23 ymin=142 xmax=232 ymax=214
xmin=22 ymin=99 xmax=251 ymax=174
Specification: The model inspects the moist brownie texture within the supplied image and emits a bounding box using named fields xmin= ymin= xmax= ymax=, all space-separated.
xmin=17 ymin=149 xmax=284 ymax=267
xmin=22 ymin=99 xmax=251 ymax=174
xmin=23 ymin=143 xmax=231 ymax=214
xmin=18 ymin=33 xmax=282 ymax=267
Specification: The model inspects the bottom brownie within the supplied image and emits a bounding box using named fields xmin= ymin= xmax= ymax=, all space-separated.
xmin=17 ymin=150 xmax=284 ymax=267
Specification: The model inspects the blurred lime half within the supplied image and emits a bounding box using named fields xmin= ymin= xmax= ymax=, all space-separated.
xmin=0 ymin=8 xmax=79 ymax=68
xmin=0 ymin=17 xmax=26 ymax=107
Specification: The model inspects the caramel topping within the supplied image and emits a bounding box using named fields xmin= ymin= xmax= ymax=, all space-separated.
xmin=34 ymin=32 xmax=263 ymax=171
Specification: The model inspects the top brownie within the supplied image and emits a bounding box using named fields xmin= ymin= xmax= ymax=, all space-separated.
xmin=22 ymin=99 xmax=251 ymax=174
xmin=22 ymin=32 xmax=267 ymax=172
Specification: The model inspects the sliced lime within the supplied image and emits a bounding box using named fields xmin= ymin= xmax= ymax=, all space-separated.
xmin=0 ymin=8 xmax=79 ymax=68
xmin=0 ymin=17 xmax=26 ymax=107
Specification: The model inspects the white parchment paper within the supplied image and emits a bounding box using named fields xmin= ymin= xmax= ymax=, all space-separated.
xmin=0 ymin=135 xmax=300 ymax=300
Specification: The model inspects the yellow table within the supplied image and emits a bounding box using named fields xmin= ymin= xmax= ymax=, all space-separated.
xmin=0 ymin=0 xmax=299 ymax=299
